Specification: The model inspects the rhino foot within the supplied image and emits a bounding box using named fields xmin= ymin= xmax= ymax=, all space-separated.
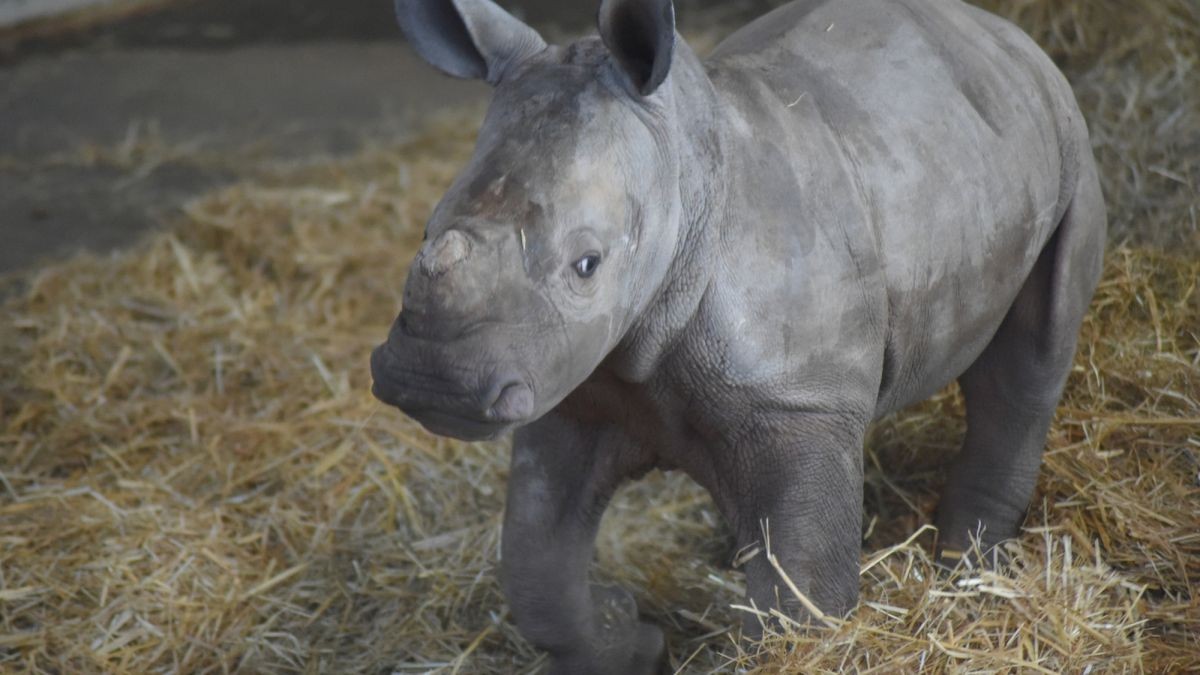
xmin=547 ymin=585 xmax=667 ymax=675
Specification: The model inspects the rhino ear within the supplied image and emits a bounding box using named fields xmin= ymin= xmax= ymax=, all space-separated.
xmin=395 ymin=0 xmax=546 ymax=84
xmin=598 ymin=0 xmax=676 ymax=96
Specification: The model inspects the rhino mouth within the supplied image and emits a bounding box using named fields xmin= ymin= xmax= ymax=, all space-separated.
xmin=369 ymin=342 xmax=535 ymax=442
xmin=396 ymin=407 xmax=514 ymax=442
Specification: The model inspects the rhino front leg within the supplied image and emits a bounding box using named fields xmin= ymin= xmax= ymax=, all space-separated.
xmin=501 ymin=413 xmax=665 ymax=675
xmin=713 ymin=412 xmax=868 ymax=636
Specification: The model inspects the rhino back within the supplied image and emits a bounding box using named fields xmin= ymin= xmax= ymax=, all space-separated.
xmin=704 ymin=0 xmax=1084 ymax=416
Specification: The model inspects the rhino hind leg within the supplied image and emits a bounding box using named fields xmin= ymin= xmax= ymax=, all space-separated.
xmin=935 ymin=156 xmax=1106 ymax=563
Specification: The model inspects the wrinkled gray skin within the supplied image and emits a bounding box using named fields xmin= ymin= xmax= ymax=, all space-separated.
xmin=371 ymin=0 xmax=1106 ymax=671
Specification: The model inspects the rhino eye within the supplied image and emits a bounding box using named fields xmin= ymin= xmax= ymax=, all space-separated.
xmin=573 ymin=253 xmax=601 ymax=278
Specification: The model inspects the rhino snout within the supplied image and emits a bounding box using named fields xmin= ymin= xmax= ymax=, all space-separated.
xmin=369 ymin=338 xmax=535 ymax=440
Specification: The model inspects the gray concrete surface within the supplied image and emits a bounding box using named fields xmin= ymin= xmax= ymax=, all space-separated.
xmin=0 ymin=0 xmax=115 ymax=26
xmin=0 ymin=0 xmax=780 ymax=274
xmin=0 ymin=43 xmax=486 ymax=272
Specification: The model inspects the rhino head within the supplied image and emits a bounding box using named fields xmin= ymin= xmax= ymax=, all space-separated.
xmin=371 ymin=0 xmax=688 ymax=440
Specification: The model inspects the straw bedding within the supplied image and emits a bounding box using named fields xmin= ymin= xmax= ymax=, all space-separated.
xmin=1 ymin=0 xmax=1196 ymax=672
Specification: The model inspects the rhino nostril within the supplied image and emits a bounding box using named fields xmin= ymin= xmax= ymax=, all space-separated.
xmin=419 ymin=229 xmax=471 ymax=278
xmin=485 ymin=381 xmax=534 ymax=423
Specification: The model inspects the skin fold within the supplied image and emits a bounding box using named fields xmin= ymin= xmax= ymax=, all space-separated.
xmin=370 ymin=0 xmax=1106 ymax=672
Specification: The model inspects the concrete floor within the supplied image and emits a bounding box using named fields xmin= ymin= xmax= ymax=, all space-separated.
xmin=0 ymin=42 xmax=485 ymax=272
xmin=0 ymin=0 xmax=781 ymax=273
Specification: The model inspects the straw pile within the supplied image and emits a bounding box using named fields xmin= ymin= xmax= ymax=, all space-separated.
xmin=973 ymin=0 xmax=1199 ymax=248
xmin=1 ymin=0 xmax=1196 ymax=672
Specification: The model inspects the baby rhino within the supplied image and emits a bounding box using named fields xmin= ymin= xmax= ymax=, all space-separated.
xmin=371 ymin=0 xmax=1105 ymax=671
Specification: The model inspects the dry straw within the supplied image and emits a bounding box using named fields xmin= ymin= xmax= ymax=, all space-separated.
xmin=1 ymin=0 xmax=1197 ymax=672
